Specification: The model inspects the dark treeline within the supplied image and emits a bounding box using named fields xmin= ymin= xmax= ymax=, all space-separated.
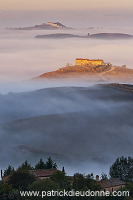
xmin=3 ymin=157 xmax=57 ymax=177
xmin=0 ymin=156 xmax=133 ymax=200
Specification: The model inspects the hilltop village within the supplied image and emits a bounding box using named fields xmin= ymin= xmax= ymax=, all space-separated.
xmin=32 ymin=57 xmax=133 ymax=82
xmin=57 ymin=58 xmax=112 ymax=73
xmin=75 ymin=58 xmax=105 ymax=66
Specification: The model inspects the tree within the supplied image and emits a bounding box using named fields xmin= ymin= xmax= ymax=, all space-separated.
xmin=86 ymin=173 xmax=94 ymax=179
xmin=62 ymin=166 xmax=65 ymax=173
xmin=17 ymin=160 xmax=33 ymax=172
xmin=46 ymin=157 xmax=57 ymax=169
xmin=0 ymin=181 xmax=12 ymax=197
xmin=109 ymin=156 xmax=133 ymax=181
xmin=73 ymin=173 xmax=102 ymax=191
xmin=53 ymin=163 xmax=57 ymax=169
xmin=46 ymin=157 xmax=53 ymax=169
xmin=50 ymin=170 xmax=68 ymax=189
xmin=101 ymin=173 xmax=108 ymax=180
xmin=85 ymin=174 xmax=102 ymax=191
xmin=10 ymin=171 xmax=35 ymax=190
xmin=29 ymin=179 xmax=59 ymax=200
xmin=4 ymin=165 xmax=14 ymax=176
xmin=125 ymin=182 xmax=133 ymax=196
xmin=73 ymin=173 xmax=86 ymax=190
xmin=35 ymin=159 xmax=46 ymax=170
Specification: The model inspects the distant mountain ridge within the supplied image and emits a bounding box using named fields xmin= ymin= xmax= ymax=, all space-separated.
xmin=8 ymin=22 xmax=71 ymax=30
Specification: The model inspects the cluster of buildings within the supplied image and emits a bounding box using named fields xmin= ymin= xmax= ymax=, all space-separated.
xmin=75 ymin=58 xmax=105 ymax=66
xmin=1 ymin=169 xmax=126 ymax=192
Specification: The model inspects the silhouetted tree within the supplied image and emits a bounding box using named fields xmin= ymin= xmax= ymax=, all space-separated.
xmin=10 ymin=171 xmax=35 ymax=190
xmin=50 ymin=170 xmax=68 ymax=189
xmin=73 ymin=173 xmax=101 ymax=191
xmin=46 ymin=157 xmax=57 ymax=169
xmin=62 ymin=166 xmax=65 ymax=173
xmin=35 ymin=158 xmax=46 ymax=169
xmin=101 ymin=172 xmax=108 ymax=180
xmin=53 ymin=162 xmax=57 ymax=169
xmin=110 ymin=156 xmax=133 ymax=181
xmin=4 ymin=165 xmax=14 ymax=176
xmin=17 ymin=160 xmax=33 ymax=172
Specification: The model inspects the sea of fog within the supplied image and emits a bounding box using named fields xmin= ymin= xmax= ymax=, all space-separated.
xmin=0 ymin=85 xmax=133 ymax=176
xmin=0 ymin=27 xmax=133 ymax=176
xmin=0 ymin=27 xmax=133 ymax=84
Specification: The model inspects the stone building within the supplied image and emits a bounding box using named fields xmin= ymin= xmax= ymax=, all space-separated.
xmin=30 ymin=169 xmax=57 ymax=181
xmin=96 ymin=175 xmax=126 ymax=192
xmin=75 ymin=58 xmax=104 ymax=66
xmin=2 ymin=169 xmax=57 ymax=184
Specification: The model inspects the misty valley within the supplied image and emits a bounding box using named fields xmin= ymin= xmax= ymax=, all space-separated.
xmin=0 ymin=25 xmax=133 ymax=177
xmin=0 ymin=84 xmax=133 ymax=175
xmin=0 ymin=0 xmax=133 ymax=197
xmin=1 ymin=1 xmax=133 ymax=199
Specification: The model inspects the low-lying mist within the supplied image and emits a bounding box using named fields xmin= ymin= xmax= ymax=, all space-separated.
xmin=1 ymin=25 xmax=133 ymax=176
xmin=0 ymin=27 xmax=133 ymax=82
xmin=0 ymin=85 xmax=133 ymax=175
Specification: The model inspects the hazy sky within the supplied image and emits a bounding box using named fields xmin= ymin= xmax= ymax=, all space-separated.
xmin=0 ymin=0 xmax=133 ymax=10
xmin=0 ymin=0 xmax=133 ymax=28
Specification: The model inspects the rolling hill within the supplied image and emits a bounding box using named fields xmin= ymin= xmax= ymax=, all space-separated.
xmin=0 ymin=84 xmax=133 ymax=172
xmin=9 ymin=22 xmax=71 ymax=30
xmin=89 ymin=33 xmax=133 ymax=39
xmin=33 ymin=64 xmax=133 ymax=83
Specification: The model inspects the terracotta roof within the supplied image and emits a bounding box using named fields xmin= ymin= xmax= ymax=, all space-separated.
xmin=100 ymin=178 xmax=126 ymax=188
xmin=30 ymin=169 xmax=56 ymax=178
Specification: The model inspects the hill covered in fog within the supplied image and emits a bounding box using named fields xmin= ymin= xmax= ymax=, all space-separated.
xmin=8 ymin=22 xmax=71 ymax=30
xmin=35 ymin=32 xmax=133 ymax=39
xmin=89 ymin=33 xmax=133 ymax=39
xmin=0 ymin=84 xmax=133 ymax=173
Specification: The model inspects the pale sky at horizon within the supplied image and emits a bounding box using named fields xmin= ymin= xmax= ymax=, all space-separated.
xmin=0 ymin=0 xmax=133 ymax=28
xmin=0 ymin=0 xmax=133 ymax=10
